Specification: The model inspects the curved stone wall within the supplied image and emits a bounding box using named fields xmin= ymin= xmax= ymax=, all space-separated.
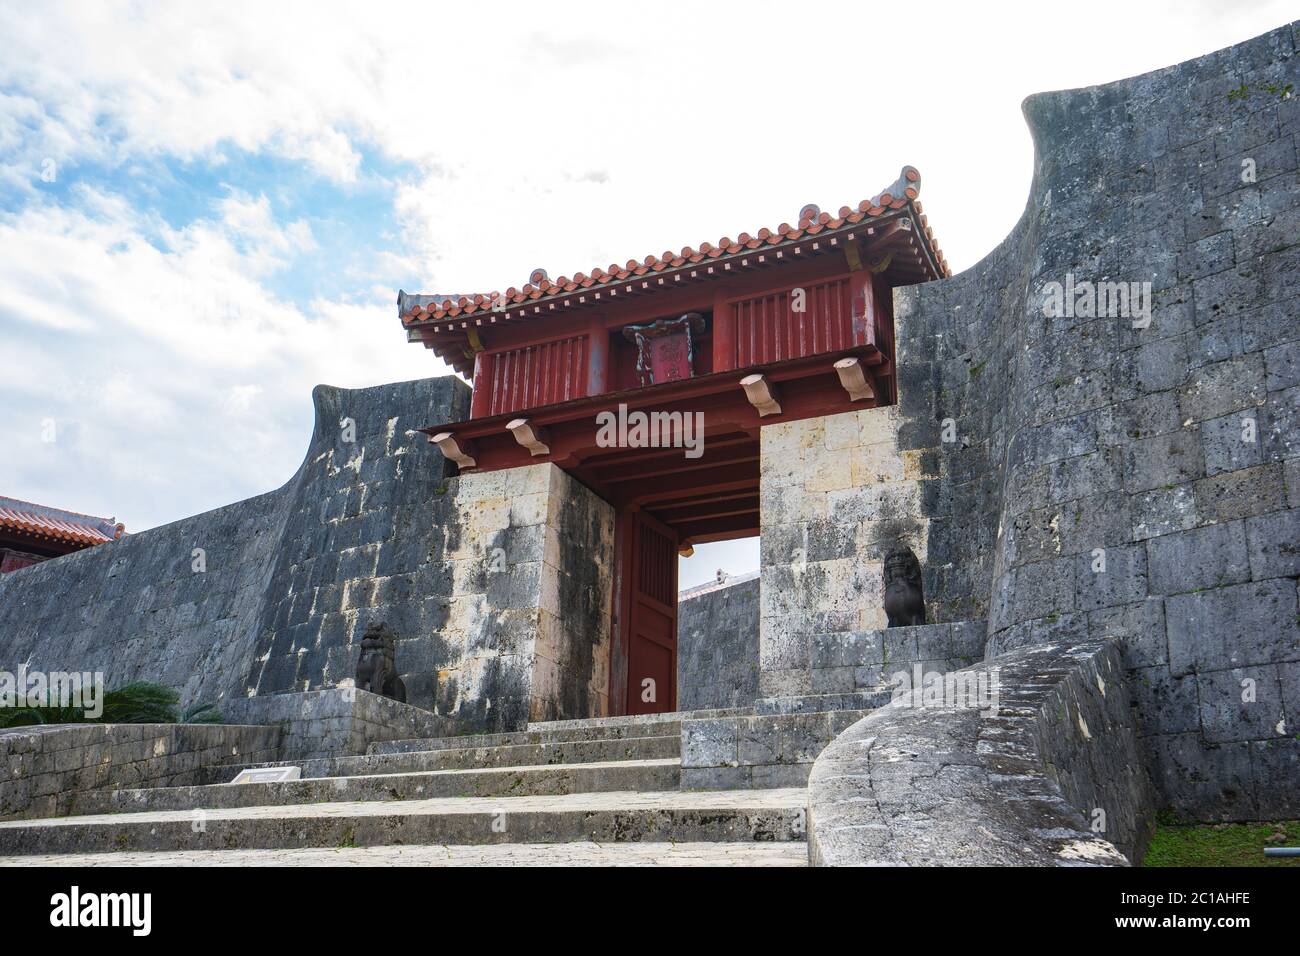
xmin=888 ymin=22 xmax=1299 ymax=820
xmin=807 ymin=639 xmax=1157 ymax=866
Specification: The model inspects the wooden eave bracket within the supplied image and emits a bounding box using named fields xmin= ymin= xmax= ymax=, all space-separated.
xmin=834 ymin=357 xmax=875 ymax=401
xmin=740 ymin=373 xmax=782 ymax=417
xmin=429 ymin=431 xmax=477 ymax=469
xmin=506 ymin=418 xmax=551 ymax=456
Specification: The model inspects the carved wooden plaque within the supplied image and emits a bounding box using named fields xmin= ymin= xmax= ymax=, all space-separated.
xmin=622 ymin=312 xmax=705 ymax=386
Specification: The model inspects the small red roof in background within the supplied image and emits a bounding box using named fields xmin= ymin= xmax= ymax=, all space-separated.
xmin=0 ymin=496 xmax=125 ymax=548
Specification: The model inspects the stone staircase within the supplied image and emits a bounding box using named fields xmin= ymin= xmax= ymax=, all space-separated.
xmin=0 ymin=709 xmax=808 ymax=867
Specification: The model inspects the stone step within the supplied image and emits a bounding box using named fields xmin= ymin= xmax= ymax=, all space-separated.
xmin=525 ymin=707 xmax=751 ymax=733
xmin=680 ymin=708 xmax=874 ymax=790
xmin=368 ymin=721 xmax=683 ymax=754
xmin=201 ymin=734 xmax=682 ymax=784
xmin=0 ymin=841 xmax=809 ymax=867
xmin=72 ymin=759 xmax=681 ymax=815
xmin=0 ymin=788 xmax=808 ymax=855
xmin=754 ymin=688 xmax=894 ymax=716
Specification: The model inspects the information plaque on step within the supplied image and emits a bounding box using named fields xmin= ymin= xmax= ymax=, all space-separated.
xmin=228 ymin=767 xmax=302 ymax=784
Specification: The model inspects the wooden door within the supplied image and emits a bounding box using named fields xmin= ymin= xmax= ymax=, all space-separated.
xmin=625 ymin=509 xmax=678 ymax=715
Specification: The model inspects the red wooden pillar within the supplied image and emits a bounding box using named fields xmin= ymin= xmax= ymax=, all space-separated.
xmin=851 ymin=271 xmax=877 ymax=348
xmin=587 ymin=316 xmax=609 ymax=397
xmin=470 ymin=350 xmax=493 ymax=418
xmin=712 ymin=290 xmax=735 ymax=373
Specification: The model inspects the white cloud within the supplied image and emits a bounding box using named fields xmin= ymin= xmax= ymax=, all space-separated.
xmin=4 ymin=2 xmax=1293 ymax=272
xmin=0 ymin=192 xmax=441 ymax=528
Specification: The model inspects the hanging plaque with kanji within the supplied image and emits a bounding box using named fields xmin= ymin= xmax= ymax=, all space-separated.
xmin=622 ymin=312 xmax=705 ymax=387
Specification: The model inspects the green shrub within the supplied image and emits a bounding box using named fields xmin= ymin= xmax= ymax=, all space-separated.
xmin=0 ymin=681 xmax=222 ymax=728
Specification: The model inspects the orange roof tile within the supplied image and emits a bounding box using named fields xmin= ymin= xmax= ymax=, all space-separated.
xmin=0 ymin=496 xmax=125 ymax=549
xmin=398 ymin=166 xmax=948 ymax=334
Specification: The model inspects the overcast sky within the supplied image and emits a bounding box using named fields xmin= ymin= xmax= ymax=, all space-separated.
xmin=0 ymin=1 xmax=1292 ymax=589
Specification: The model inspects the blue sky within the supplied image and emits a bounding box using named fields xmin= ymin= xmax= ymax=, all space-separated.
xmin=0 ymin=1 xmax=1292 ymax=588
xmin=13 ymin=144 xmax=420 ymax=304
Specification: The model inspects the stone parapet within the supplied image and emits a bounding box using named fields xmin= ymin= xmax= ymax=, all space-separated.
xmin=0 ymin=722 xmax=282 ymax=821
xmin=221 ymin=688 xmax=454 ymax=760
xmin=807 ymin=639 xmax=1157 ymax=866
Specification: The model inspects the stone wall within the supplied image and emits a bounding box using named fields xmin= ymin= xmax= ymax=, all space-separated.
xmin=443 ymin=463 xmax=615 ymax=731
xmin=807 ymin=640 xmax=1157 ymax=866
xmin=868 ymin=22 xmax=1298 ymax=822
xmin=676 ymin=574 xmax=760 ymax=711
xmin=0 ymin=376 xmax=470 ymax=714
xmin=221 ymin=688 xmax=455 ymax=761
xmin=1000 ymin=24 xmax=1300 ymax=822
xmin=0 ymin=488 xmax=286 ymax=711
xmin=806 ymin=620 xmax=985 ymax=697
xmin=681 ymin=621 xmax=983 ymax=790
xmin=759 ymin=406 xmax=936 ymax=697
xmin=242 ymin=378 xmax=469 ymax=709
xmin=0 ymin=722 xmax=282 ymax=821
xmin=0 ymin=375 xmax=619 ymax=736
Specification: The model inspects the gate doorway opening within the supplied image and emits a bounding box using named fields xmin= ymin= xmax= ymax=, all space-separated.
xmin=562 ymin=425 xmax=761 ymax=716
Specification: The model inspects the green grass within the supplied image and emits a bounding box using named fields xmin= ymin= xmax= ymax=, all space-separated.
xmin=1143 ymin=820 xmax=1300 ymax=867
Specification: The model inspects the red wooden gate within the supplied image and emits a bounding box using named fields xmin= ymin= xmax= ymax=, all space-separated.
xmin=625 ymin=509 xmax=678 ymax=715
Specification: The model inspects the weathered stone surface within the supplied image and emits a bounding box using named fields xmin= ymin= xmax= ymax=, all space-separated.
xmin=0 ymin=378 xmax=469 ymax=713
xmin=680 ymin=708 xmax=871 ymax=790
xmin=1165 ymin=579 xmax=1300 ymax=676
xmin=214 ymin=733 xmax=680 ymax=783
xmin=807 ymin=640 xmax=1156 ymax=866
xmin=1246 ymin=509 xmax=1300 ymax=579
xmin=759 ymin=406 xmax=932 ymax=695
xmin=676 ymin=574 xmax=759 ymax=711
xmin=0 ymin=842 xmax=809 ymax=868
xmin=1146 ymin=520 xmax=1251 ymax=595
xmin=0 ymin=788 xmax=810 ymax=855
xmin=0 ymin=723 xmax=281 ymax=821
xmin=879 ymin=22 xmax=1300 ymax=821
xmin=73 ymin=757 xmax=683 ymax=815
xmin=443 ymin=463 xmax=614 ymax=729
xmin=220 ymin=688 xmax=454 ymax=760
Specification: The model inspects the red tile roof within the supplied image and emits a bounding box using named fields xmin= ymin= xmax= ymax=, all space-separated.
xmin=398 ymin=166 xmax=947 ymax=344
xmin=0 ymin=496 xmax=125 ymax=549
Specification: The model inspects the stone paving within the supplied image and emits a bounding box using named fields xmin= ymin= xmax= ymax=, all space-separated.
xmin=0 ymin=841 xmax=808 ymax=867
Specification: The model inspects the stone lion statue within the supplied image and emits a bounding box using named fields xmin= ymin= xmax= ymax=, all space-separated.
xmin=355 ymin=622 xmax=407 ymax=703
xmin=882 ymin=545 xmax=926 ymax=628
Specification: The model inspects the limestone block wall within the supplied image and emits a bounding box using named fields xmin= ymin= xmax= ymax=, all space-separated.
xmin=243 ymin=377 xmax=470 ymax=708
xmin=807 ymin=620 xmax=985 ymax=696
xmin=0 ymin=487 xmax=286 ymax=711
xmin=758 ymin=405 xmax=936 ymax=697
xmin=756 ymin=23 xmax=1298 ymax=822
xmin=220 ymin=688 xmax=455 ymax=761
xmin=0 ymin=723 xmax=283 ymax=821
xmin=677 ymin=574 xmax=760 ymax=711
xmin=0 ymin=376 xmax=470 ymax=714
xmin=683 ymin=621 xmax=983 ymax=791
xmin=443 ymin=463 xmax=614 ymax=731
xmin=888 ymin=23 xmax=1300 ymax=822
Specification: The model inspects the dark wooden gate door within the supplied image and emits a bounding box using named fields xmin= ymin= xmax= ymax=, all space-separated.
xmin=625 ymin=509 xmax=678 ymax=715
